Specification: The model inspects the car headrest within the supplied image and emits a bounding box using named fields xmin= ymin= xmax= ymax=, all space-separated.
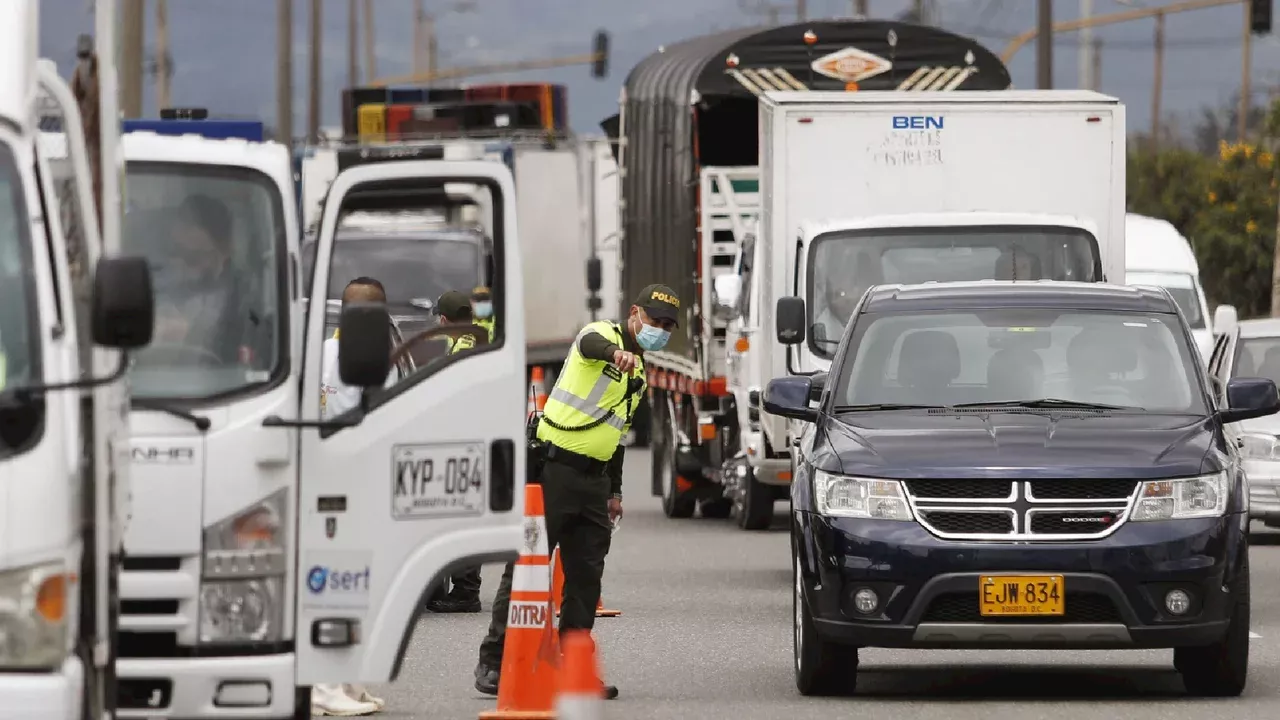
xmin=898 ymin=330 xmax=961 ymax=386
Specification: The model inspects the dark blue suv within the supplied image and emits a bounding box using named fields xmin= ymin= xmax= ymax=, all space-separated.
xmin=764 ymin=281 xmax=1279 ymax=698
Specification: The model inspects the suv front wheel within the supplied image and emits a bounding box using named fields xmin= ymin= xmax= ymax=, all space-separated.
xmin=1175 ymin=554 xmax=1250 ymax=697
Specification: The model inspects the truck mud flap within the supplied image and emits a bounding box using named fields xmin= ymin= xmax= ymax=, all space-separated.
xmin=675 ymin=444 xmax=706 ymax=480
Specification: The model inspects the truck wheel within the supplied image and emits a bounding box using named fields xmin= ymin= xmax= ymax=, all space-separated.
xmin=660 ymin=413 xmax=696 ymax=518
xmin=736 ymin=473 xmax=774 ymax=530
xmin=293 ymin=687 xmax=312 ymax=720
xmin=1175 ymin=555 xmax=1250 ymax=697
xmin=793 ymin=547 xmax=857 ymax=696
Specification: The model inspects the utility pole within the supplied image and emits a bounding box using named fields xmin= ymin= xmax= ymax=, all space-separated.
xmin=1152 ymin=12 xmax=1166 ymax=147
xmin=154 ymin=0 xmax=171 ymax=110
xmin=1091 ymin=38 xmax=1103 ymax=90
xmin=362 ymin=0 xmax=377 ymax=83
xmin=276 ymin=0 xmax=292 ymax=144
xmin=1240 ymin=0 xmax=1253 ymax=141
xmin=307 ymin=0 xmax=321 ymax=144
xmin=120 ymin=0 xmax=145 ymax=118
xmin=1037 ymin=0 xmax=1053 ymax=89
xmin=413 ymin=0 xmax=426 ymax=74
xmin=1079 ymin=0 xmax=1094 ymax=89
xmin=854 ymin=0 xmax=868 ymax=16
xmin=797 ymin=0 xmax=806 ymax=20
xmin=347 ymin=0 xmax=359 ymax=88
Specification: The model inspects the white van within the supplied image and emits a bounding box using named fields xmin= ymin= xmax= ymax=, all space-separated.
xmin=1124 ymin=212 xmax=1214 ymax=360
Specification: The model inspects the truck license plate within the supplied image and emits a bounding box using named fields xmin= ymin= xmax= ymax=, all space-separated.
xmin=979 ymin=575 xmax=1064 ymax=616
xmin=392 ymin=442 xmax=487 ymax=519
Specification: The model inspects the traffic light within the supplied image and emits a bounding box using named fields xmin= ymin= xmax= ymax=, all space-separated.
xmin=591 ymin=30 xmax=610 ymax=79
xmin=1252 ymin=0 xmax=1272 ymax=35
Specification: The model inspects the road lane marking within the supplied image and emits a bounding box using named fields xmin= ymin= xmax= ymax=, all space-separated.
xmin=1250 ymin=631 xmax=1263 ymax=639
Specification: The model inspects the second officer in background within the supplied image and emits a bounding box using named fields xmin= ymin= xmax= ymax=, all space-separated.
xmin=473 ymin=284 xmax=681 ymax=698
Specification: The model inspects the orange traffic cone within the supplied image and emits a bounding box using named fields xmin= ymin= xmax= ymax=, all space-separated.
xmin=556 ymin=631 xmax=605 ymax=720
xmin=478 ymin=485 xmax=559 ymax=720
xmin=552 ymin=548 xmax=621 ymax=618
xmin=528 ymin=367 xmax=549 ymax=418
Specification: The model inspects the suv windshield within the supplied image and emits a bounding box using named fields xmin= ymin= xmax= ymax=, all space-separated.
xmin=122 ymin=162 xmax=287 ymax=401
xmin=301 ymin=231 xmax=485 ymax=311
xmin=1127 ymin=271 xmax=1206 ymax=329
xmin=808 ymin=225 xmax=1100 ymax=354
xmin=834 ymin=307 xmax=1205 ymax=414
xmin=0 ymin=141 xmax=39 ymax=397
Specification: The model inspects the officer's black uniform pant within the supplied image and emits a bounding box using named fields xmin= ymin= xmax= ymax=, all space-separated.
xmin=449 ymin=566 xmax=482 ymax=598
xmin=478 ymin=457 xmax=612 ymax=668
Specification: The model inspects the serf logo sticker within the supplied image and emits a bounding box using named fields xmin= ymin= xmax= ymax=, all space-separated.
xmin=892 ymin=115 xmax=945 ymax=130
xmin=811 ymin=46 xmax=892 ymax=84
xmin=301 ymin=550 xmax=373 ymax=609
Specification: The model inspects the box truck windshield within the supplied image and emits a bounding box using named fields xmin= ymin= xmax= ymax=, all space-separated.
xmin=807 ymin=224 xmax=1102 ymax=351
xmin=0 ymin=141 xmax=38 ymax=401
xmin=121 ymin=161 xmax=287 ymax=400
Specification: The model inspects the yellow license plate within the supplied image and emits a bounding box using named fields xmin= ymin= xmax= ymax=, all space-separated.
xmin=979 ymin=575 xmax=1064 ymax=616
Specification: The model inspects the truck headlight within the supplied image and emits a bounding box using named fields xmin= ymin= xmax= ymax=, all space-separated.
xmin=0 ymin=561 xmax=72 ymax=669
xmin=1240 ymin=433 xmax=1280 ymax=461
xmin=812 ymin=469 xmax=913 ymax=521
xmin=200 ymin=488 xmax=288 ymax=644
xmin=1131 ymin=473 xmax=1228 ymax=521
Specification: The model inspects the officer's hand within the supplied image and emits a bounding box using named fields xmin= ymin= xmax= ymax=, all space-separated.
xmin=612 ymin=349 xmax=638 ymax=374
xmin=608 ymin=497 xmax=623 ymax=522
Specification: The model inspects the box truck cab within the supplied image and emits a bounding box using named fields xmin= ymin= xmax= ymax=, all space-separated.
xmin=1124 ymin=212 xmax=1213 ymax=361
xmin=55 ymin=116 xmax=528 ymax=718
xmin=2 ymin=4 xmax=156 ymax=718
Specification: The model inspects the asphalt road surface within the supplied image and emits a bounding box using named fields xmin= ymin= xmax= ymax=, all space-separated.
xmin=350 ymin=448 xmax=1280 ymax=719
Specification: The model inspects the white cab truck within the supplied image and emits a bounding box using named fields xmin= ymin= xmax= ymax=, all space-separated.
xmin=49 ymin=119 xmax=528 ymax=717
xmin=1124 ymin=212 xmax=1214 ymax=361
xmin=715 ymin=89 xmax=1127 ymax=528
xmin=3 ymin=2 xmax=157 ymax=718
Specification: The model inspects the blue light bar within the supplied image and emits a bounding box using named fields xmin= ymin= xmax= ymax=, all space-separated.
xmin=123 ymin=118 xmax=265 ymax=142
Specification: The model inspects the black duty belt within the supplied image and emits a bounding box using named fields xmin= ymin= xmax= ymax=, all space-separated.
xmin=544 ymin=444 xmax=608 ymax=476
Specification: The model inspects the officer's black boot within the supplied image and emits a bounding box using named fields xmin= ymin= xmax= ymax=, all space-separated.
xmin=474 ymin=662 xmax=500 ymax=695
xmin=428 ymin=593 xmax=482 ymax=613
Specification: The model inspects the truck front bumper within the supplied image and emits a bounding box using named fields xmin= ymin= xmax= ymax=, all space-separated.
xmin=0 ymin=657 xmax=84 ymax=720
xmin=117 ymin=653 xmax=295 ymax=718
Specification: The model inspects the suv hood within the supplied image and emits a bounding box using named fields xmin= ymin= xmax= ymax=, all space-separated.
xmin=819 ymin=411 xmax=1215 ymax=480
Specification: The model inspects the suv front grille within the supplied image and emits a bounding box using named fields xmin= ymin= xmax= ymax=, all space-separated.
xmin=921 ymin=592 xmax=1122 ymax=623
xmin=906 ymin=480 xmax=1139 ymax=541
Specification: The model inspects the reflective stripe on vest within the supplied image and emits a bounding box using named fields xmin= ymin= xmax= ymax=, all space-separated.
xmin=477 ymin=316 xmax=495 ymax=341
xmin=447 ymin=333 xmax=476 ymax=354
xmin=537 ymin=320 xmax=645 ymax=462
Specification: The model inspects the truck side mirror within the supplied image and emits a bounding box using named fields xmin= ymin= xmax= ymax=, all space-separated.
xmin=338 ymin=302 xmax=393 ymax=388
xmin=1213 ymin=304 xmax=1238 ymax=335
xmin=712 ymin=275 xmax=741 ymax=322
xmin=776 ymin=296 xmax=806 ymax=345
xmin=91 ymin=255 xmax=154 ymax=349
xmin=586 ymin=257 xmax=602 ymax=293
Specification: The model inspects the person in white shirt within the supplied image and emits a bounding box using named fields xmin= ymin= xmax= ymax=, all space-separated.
xmin=313 ymin=276 xmax=395 ymax=716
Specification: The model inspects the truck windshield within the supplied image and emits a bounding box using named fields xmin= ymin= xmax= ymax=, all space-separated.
xmin=834 ymin=308 xmax=1205 ymax=414
xmin=0 ymin=141 xmax=39 ymax=397
xmin=807 ymin=225 xmax=1101 ymax=355
xmin=1127 ymin=271 xmax=1206 ymax=329
xmin=301 ymin=234 xmax=485 ymax=311
xmin=122 ymin=162 xmax=287 ymax=401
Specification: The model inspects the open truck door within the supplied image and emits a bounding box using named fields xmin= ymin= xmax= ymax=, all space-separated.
xmin=289 ymin=159 xmax=526 ymax=684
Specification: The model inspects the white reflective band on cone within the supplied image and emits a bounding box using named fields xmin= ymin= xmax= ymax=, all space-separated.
xmin=555 ymin=695 xmax=603 ymax=720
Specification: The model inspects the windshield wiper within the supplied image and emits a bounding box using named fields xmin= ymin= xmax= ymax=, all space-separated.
xmin=132 ymin=399 xmax=212 ymax=431
xmin=949 ymin=398 xmax=1138 ymax=411
xmin=832 ymin=403 xmax=944 ymax=412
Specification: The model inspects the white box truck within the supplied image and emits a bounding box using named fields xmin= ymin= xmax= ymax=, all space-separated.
xmin=720 ymin=89 xmax=1127 ymax=527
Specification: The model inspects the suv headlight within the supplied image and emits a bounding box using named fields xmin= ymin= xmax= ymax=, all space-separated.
xmin=200 ymin=488 xmax=288 ymax=644
xmin=812 ymin=469 xmax=913 ymax=521
xmin=1131 ymin=473 xmax=1228 ymax=521
xmin=0 ymin=561 xmax=72 ymax=669
xmin=1240 ymin=433 xmax=1280 ymax=461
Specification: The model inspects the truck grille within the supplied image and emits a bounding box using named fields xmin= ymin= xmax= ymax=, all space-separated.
xmin=921 ymin=591 xmax=1122 ymax=623
xmin=907 ymin=480 xmax=1139 ymax=541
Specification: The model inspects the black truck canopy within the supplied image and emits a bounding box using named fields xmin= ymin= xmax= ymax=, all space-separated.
xmin=603 ymin=20 xmax=1011 ymax=361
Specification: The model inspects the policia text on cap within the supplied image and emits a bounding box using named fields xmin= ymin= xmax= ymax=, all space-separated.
xmin=473 ymin=284 xmax=681 ymax=699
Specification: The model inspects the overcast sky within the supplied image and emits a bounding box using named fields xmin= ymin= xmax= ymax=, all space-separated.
xmin=36 ymin=0 xmax=1280 ymax=138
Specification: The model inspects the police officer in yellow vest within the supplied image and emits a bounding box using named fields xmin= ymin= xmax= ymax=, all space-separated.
xmin=473 ymin=283 xmax=680 ymax=699
xmin=471 ymin=285 xmax=496 ymax=342
xmin=434 ymin=290 xmax=479 ymax=355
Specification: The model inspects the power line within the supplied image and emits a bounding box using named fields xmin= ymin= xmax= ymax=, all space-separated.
xmin=955 ymin=24 xmax=1244 ymax=49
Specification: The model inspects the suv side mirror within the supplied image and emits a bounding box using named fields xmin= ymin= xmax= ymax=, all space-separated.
xmin=762 ymin=376 xmax=818 ymax=422
xmin=1221 ymin=377 xmax=1280 ymax=424
xmin=91 ymin=255 xmax=154 ymax=349
xmin=338 ymin=301 xmax=393 ymax=388
xmin=712 ymin=275 xmax=741 ymax=322
xmin=776 ymin=296 xmax=806 ymax=345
